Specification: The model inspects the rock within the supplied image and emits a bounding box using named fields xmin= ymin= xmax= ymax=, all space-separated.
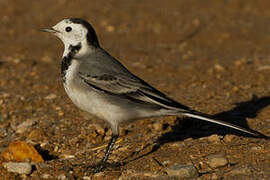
xmin=223 ymin=134 xmax=236 ymax=143
xmin=234 ymin=58 xmax=247 ymax=66
xmin=16 ymin=119 xmax=37 ymax=134
xmin=106 ymin=25 xmax=115 ymax=32
xmin=214 ymin=64 xmax=225 ymax=72
xmin=82 ymin=176 xmax=91 ymax=180
xmin=27 ymin=129 xmax=46 ymax=141
xmin=41 ymin=174 xmax=53 ymax=179
xmin=250 ymin=146 xmax=262 ymax=152
xmin=57 ymin=174 xmax=66 ymax=180
xmin=207 ymin=134 xmax=221 ymax=143
xmin=44 ymin=93 xmax=57 ymax=100
xmin=166 ymin=164 xmax=198 ymax=178
xmin=227 ymin=166 xmax=251 ymax=176
xmin=153 ymin=122 xmax=163 ymax=131
xmin=1 ymin=141 xmax=44 ymax=162
xmin=0 ymin=127 xmax=8 ymax=138
xmin=88 ymin=124 xmax=105 ymax=136
xmin=207 ymin=154 xmax=228 ymax=169
xmin=3 ymin=162 xmax=32 ymax=175
xmin=59 ymin=154 xmax=75 ymax=159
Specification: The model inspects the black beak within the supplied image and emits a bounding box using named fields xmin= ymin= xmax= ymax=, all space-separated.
xmin=40 ymin=27 xmax=59 ymax=33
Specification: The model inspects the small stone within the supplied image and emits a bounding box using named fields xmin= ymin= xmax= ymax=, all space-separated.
xmin=82 ymin=176 xmax=91 ymax=180
xmin=234 ymin=58 xmax=247 ymax=66
xmin=58 ymin=111 xmax=64 ymax=116
xmin=57 ymin=174 xmax=66 ymax=180
xmin=89 ymin=124 xmax=105 ymax=136
xmin=3 ymin=162 xmax=32 ymax=175
xmin=106 ymin=25 xmax=115 ymax=32
xmin=162 ymin=160 xmax=171 ymax=165
xmin=59 ymin=154 xmax=75 ymax=159
xmin=0 ymin=127 xmax=8 ymax=138
xmin=207 ymin=154 xmax=228 ymax=169
xmin=166 ymin=164 xmax=198 ymax=178
xmin=44 ymin=94 xmax=57 ymax=100
xmin=153 ymin=122 xmax=163 ymax=131
xmin=41 ymin=174 xmax=53 ymax=179
xmin=16 ymin=119 xmax=37 ymax=134
xmin=250 ymin=146 xmax=262 ymax=152
xmin=27 ymin=129 xmax=45 ymax=142
xmin=232 ymin=86 xmax=239 ymax=92
xmin=207 ymin=134 xmax=221 ymax=143
xmin=93 ymin=172 xmax=105 ymax=178
xmin=227 ymin=166 xmax=251 ymax=176
xmin=214 ymin=64 xmax=225 ymax=72
xmin=223 ymin=134 xmax=236 ymax=143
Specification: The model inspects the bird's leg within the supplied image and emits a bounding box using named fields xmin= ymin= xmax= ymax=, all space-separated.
xmin=92 ymin=133 xmax=119 ymax=173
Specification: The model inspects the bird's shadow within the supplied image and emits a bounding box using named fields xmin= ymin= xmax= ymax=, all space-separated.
xmin=121 ymin=95 xmax=270 ymax=165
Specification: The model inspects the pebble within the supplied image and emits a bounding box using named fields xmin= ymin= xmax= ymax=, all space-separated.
xmin=227 ymin=166 xmax=251 ymax=176
xmin=214 ymin=64 xmax=225 ymax=72
xmin=41 ymin=174 xmax=53 ymax=179
xmin=44 ymin=93 xmax=57 ymax=100
xmin=57 ymin=174 xmax=66 ymax=180
xmin=153 ymin=122 xmax=163 ymax=131
xmin=93 ymin=172 xmax=105 ymax=178
xmin=88 ymin=124 xmax=105 ymax=136
xmin=16 ymin=119 xmax=37 ymax=134
xmin=207 ymin=134 xmax=221 ymax=143
xmin=106 ymin=25 xmax=115 ymax=32
xmin=3 ymin=162 xmax=32 ymax=175
xmin=234 ymin=58 xmax=247 ymax=66
xmin=0 ymin=127 xmax=8 ymax=137
xmin=223 ymin=134 xmax=235 ymax=143
xmin=250 ymin=146 xmax=262 ymax=152
xmin=59 ymin=153 xmax=75 ymax=159
xmin=166 ymin=164 xmax=198 ymax=178
xmin=207 ymin=154 xmax=228 ymax=168
xmin=27 ymin=129 xmax=45 ymax=141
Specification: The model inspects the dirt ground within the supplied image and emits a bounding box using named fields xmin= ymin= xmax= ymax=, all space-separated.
xmin=0 ymin=0 xmax=270 ymax=179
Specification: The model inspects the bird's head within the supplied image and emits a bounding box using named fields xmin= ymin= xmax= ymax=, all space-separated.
xmin=42 ymin=18 xmax=99 ymax=58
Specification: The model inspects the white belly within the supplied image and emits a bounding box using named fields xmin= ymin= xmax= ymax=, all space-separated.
xmin=63 ymin=60 xmax=126 ymax=123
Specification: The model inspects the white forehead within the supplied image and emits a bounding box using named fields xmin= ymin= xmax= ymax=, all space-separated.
xmin=54 ymin=19 xmax=87 ymax=31
xmin=52 ymin=19 xmax=88 ymax=43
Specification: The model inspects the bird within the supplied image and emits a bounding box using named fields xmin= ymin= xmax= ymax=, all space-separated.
xmin=41 ymin=18 xmax=268 ymax=172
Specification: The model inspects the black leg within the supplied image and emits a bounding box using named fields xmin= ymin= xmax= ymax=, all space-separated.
xmin=92 ymin=133 xmax=119 ymax=173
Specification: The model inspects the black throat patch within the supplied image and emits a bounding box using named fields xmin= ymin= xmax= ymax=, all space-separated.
xmin=61 ymin=43 xmax=82 ymax=83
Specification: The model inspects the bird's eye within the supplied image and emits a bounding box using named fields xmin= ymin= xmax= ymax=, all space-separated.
xmin=65 ymin=26 xmax=72 ymax=32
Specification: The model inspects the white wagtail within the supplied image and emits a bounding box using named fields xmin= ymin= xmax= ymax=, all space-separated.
xmin=41 ymin=18 xmax=268 ymax=172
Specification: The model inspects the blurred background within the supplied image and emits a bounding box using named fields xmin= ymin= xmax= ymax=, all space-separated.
xmin=0 ymin=0 xmax=270 ymax=179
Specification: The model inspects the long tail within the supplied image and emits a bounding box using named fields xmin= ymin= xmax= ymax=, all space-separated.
xmin=181 ymin=111 xmax=269 ymax=139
